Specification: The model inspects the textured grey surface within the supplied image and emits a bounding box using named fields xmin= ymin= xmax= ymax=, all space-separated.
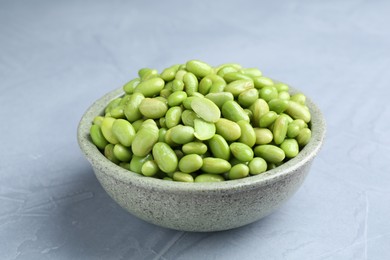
xmin=0 ymin=0 xmax=389 ymax=259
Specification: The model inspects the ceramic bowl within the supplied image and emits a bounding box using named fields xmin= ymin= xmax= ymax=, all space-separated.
xmin=78 ymin=86 xmax=325 ymax=232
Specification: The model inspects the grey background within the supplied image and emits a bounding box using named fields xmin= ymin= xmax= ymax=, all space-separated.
xmin=1 ymin=0 xmax=389 ymax=259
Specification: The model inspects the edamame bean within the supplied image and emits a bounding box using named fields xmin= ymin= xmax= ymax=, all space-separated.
xmin=182 ymin=142 xmax=208 ymax=155
xmin=123 ymin=78 xmax=141 ymax=94
xmin=297 ymin=128 xmax=311 ymax=146
xmin=104 ymin=144 xmax=120 ymax=164
xmin=215 ymin=118 xmax=241 ymax=141
xmin=216 ymin=65 xmax=238 ymax=77
xmin=153 ymin=142 xmax=178 ymax=174
xmin=113 ymin=144 xmax=132 ymax=162
xmin=131 ymin=119 xmax=159 ymax=156
xmin=195 ymin=174 xmax=225 ymax=182
xmin=93 ymin=116 xmax=104 ymax=126
xmin=273 ymin=115 xmax=289 ymax=145
xmin=274 ymin=82 xmax=289 ymax=92
xmin=280 ymin=139 xmax=299 ymax=158
xmin=230 ymin=142 xmax=254 ymax=162
xmin=134 ymin=77 xmax=165 ymax=97
xmin=201 ymin=157 xmax=231 ymax=174
xmin=173 ymin=172 xmax=194 ymax=182
xmin=181 ymin=109 xmax=199 ymax=127
xmin=170 ymin=125 xmax=195 ymax=144
xmin=179 ymin=154 xmax=203 ymax=173
xmin=222 ymin=100 xmax=250 ymax=122
xmin=171 ymin=79 xmax=185 ymax=92
xmin=254 ymin=128 xmax=273 ymax=144
xmin=239 ymin=68 xmax=262 ymax=78
xmin=253 ymin=76 xmax=274 ymax=89
xmin=186 ymin=60 xmax=212 ymax=78
xmin=193 ymin=118 xmax=216 ymax=140
xmin=141 ymin=160 xmax=159 ymax=177
xmin=285 ymin=101 xmax=311 ymax=123
xmin=237 ymin=120 xmax=256 ymax=147
xmin=259 ymin=111 xmax=278 ymax=128
xmin=101 ymin=117 xmax=119 ymax=144
xmin=254 ymin=145 xmax=285 ymax=163
xmin=238 ymin=88 xmax=259 ymax=107
xmin=228 ymin=164 xmax=249 ymax=180
xmin=268 ymin=99 xmax=289 ymax=114
xmin=167 ymin=91 xmax=187 ymax=107
xmin=183 ymin=72 xmax=199 ymax=95
xmin=250 ymin=99 xmax=269 ymax=127
xmin=130 ymin=154 xmax=152 ymax=173
xmin=105 ymin=98 xmax=122 ymax=114
xmin=139 ymin=98 xmax=168 ymax=119
xmin=131 ymin=119 xmax=144 ymax=132
xmin=165 ymin=106 xmax=182 ymax=128
xmin=248 ymin=157 xmax=267 ymax=175
xmin=287 ymin=123 xmax=301 ymax=138
xmin=223 ymin=72 xmax=252 ymax=83
xmin=191 ymin=97 xmax=221 ymax=123
xmin=124 ymin=92 xmax=145 ymax=122
xmin=90 ymin=125 xmax=108 ymax=150
xmin=209 ymin=134 xmax=231 ymax=161
xmin=112 ymin=119 xmax=136 ymax=147
xmin=290 ymin=93 xmax=306 ymax=105
xmin=224 ymin=79 xmax=254 ymax=96
xmin=205 ymin=92 xmax=234 ymax=108
xmin=259 ymin=86 xmax=278 ymax=102
xmin=160 ymin=65 xmax=180 ymax=81
xmin=278 ymin=91 xmax=291 ymax=100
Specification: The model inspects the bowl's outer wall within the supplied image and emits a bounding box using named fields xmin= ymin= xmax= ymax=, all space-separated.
xmin=93 ymin=160 xmax=313 ymax=232
xmin=78 ymin=86 xmax=325 ymax=232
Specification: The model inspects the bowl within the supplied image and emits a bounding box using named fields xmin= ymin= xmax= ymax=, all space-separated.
xmin=77 ymin=86 xmax=326 ymax=232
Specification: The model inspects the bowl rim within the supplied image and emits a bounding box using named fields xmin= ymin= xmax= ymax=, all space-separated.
xmin=77 ymin=85 xmax=326 ymax=194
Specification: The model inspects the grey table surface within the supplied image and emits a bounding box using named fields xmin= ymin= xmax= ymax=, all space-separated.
xmin=1 ymin=0 xmax=389 ymax=259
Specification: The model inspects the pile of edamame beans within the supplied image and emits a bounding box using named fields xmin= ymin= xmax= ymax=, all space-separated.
xmin=90 ymin=60 xmax=312 ymax=182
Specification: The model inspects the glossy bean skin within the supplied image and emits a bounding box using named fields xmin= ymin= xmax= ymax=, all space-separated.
xmin=131 ymin=119 xmax=159 ymax=157
xmin=209 ymin=134 xmax=231 ymax=161
xmin=273 ymin=115 xmax=289 ymax=145
xmin=194 ymin=174 xmax=225 ymax=182
xmin=201 ymin=157 xmax=231 ymax=174
xmin=134 ymin=77 xmax=165 ymax=97
xmin=153 ymin=142 xmax=178 ymax=174
xmin=215 ymin=118 xmax=241 ymax=141
xmin=165 ymin=106 xmax=182 ymax=128
xmin=186 ymin=60 xmax=213 ymax=78
xmin=182 ymin=142 xmax=208 ymax=155
xmin=248 ymin=157 xmax=267 ymax=175
xmin=280 ymin=139 xmax=299 ymax=158
xmin=230 ymin=142 xmax=254 ymax=162
xmin=139 ymin=98 xmax=168 ymax=119
xmin=221 ymin=100 xmax=250 ymax=122
xmin=228 ymin=164 xmax=249 ymax=180
xmin=178 ymin=154 xmax=203 ymax=173
xmin=191 ymin=97 xmax=221 ymax=123
xmin=254 ymin=145 xmax=285 ymax=163
xmin=90 ymin=125 xmax=108 ymax=150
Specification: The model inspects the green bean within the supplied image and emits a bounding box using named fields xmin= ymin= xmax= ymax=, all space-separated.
xmin=280 ymin=139 xmax=299 ymax=158
xmin=259 ymin=86 xmax=278 ymax=102
xmin=130 ymin=154 xmax=153 ymax=173
xmin=186 ymin=60 xmax=212 ymax=78
xmin=254 ymin=128 xmax=273 ymax=145
xmin=250 ymin=99 xmax=269 ymax=127
xmin=223 ymin=72 xmax=252 ymax=83
xmin=191 ymin=97 xmax=221 ymax=123
xmin=139 ymin=98 xmax=168 ymax=119
xmin=104 ymin=144 xmax=120 ymax=164
xmin=253 ymin=76 xmax=274 ymax=89
xmin=193 ymin=118 xmax=216 ymax=140
xmin=222 ymin=100 xmax=250 ymax=122
xmin=205 ymin=92 xmax=234 ymax=108
xmin=215 ymin=118 xmax=241 ymax=141
xmin=179 ymin=154 xmax=203 ymax=173
xmin=101 ymin=117 xmax=119 ymax=144
xmin=228 ymin=164 xmax=249 ymax=180
xmin=183 ymin=72 xmax=199 ymax=96
xmin=290 ymin=93 xmax=306 ymax=105
xmin=224 ymin=79 xmax=254 ymax=96
xmin=113 ymin=144 xmax=132 ymax=162
xmin=248 ymin=157 xmax=267 ymax=175
xmin=209 ymin=134 xmax=231 ymax=161
xmin=165 ymin=106 xmax=182 ymax=128
xmin=297 ymin=128 xmax=312 ymax=146
xmin=181 ymin=109 xmax=199 ymax=127
xmin=230 ymin=142 xmax=254 ymax=162
xmin=112 ymin=119 xmax=136 ymax=147
xmin=254 ymin=145 xmax=285 ymax=163
xmin=195 ymin=174 xmax=225 ymax=182
xmin=268 ymin=99 xmax=289 ymax=114
xmin=237 ymin=120 xmax=256 ymax=147
xmin=259 ymin=111 xmax=278 ymax=128
xmin=133 ymin=77 xmax=164 ymax=97
xmin=285 ymin=101 xmax=311 ymax=123
xmin=160 ymin=65 xmax=180 ymax=81
xmin=273 ymin=115 xmax=289 ymax=145
xmin=182 ymin=142 xmax=208 ymax=155
xmin=238 ymin=88 xmax=259 ymax=107
xmin=123 ymin=78 xmax=141 ymax=94
xmin=201 ymin=157 xmax=231 ymax=174
xmin=141 ymin=160 xmax=159 ymax=177
xmin=173 ymin=172 xmax=194 ymax=182
xmin=90 ymin=125 xmax=108 ymax=150
xmin=170 ymin=125 xmax=195 ymax=144
xmin=131 ymin=119 xmax=159 ymax=156
xmin=153 ymin=142 xmax=178 ymax=174
xmin=239 ymin=68 xmax=262 ymax=78
xmin=167 ymin=91 xmax=187 ymax=107
xmin=124 ymin=92 xmax=145 ymax=122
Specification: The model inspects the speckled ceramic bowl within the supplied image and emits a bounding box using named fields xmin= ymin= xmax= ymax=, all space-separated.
xmin=78 ymin=86 xmax=325 ymax=232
